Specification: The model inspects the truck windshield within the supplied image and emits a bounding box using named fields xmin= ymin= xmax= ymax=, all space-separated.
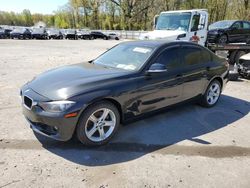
xmin=156 ymin=12 xmax=191 ymax=31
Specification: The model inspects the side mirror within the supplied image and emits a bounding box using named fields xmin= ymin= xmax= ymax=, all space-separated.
xmin=147 ymin=63 xmax=167 ymax=74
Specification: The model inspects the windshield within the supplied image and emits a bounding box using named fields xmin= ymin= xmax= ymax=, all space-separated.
xmin=33 ymin=28 xmax=44 ymax=33
xmin=156 ymin=12 xmax=191 ymax=31
xmin=13 ymin=28 xmax=25 ymax=32
xmin=209 ymin=21 xmax=235 ymax=30
xmin=67 ymin=29 xmax=76 ymax=34
xmin=93 ymin=44 xmax=155 ymax=71
xmin=48 ymin=29 xmax=59 ymax=34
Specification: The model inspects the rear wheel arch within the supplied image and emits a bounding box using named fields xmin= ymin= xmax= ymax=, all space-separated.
xmin=209 ymin=77 xmax=223 ymax=90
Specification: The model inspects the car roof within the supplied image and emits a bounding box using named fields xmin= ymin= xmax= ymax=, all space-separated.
xmin=239 ymin=53 xmax=250 ymax=60
xmin=120 ymin=40 xmax=199 ymax=48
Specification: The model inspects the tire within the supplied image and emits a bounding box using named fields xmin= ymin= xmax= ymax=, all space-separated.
xmin=228 ymin=51 xmax=238 ymax=65
xmin=200 ymin=80 xmax=222 ymax=108
xmin=246 ymin=37 xmax=250 ymax=44
xmin=76 ymin=101 xmax=120 ymax=146
xmin=218 ymin=34 xmax=228 ymax=44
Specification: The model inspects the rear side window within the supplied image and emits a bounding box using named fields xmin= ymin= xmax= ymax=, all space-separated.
xmin=181 ymin=47 xmax=202 ymax=65
xmin=243 ymin=22 xmax=250 ymax=29
xmin=201 ymin=49 xmax=212 ymax=62
xmin=154 ymin=47 xmax=180 ymax=69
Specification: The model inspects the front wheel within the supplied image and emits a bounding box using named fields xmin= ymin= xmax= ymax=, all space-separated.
xmin=200 ymin=80 xmax=222 ymax=108
xmin=218 ymin=34 xmax=228 ymax=44
xmin=76 ymin=101 xmax=120 ymax=146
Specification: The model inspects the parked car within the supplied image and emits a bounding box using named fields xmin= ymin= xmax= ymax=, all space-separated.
xmin=0 ymin=29 xmax=6 ymax=39
xmin=208 ymin=20 xmax=250 ymax=44
xmin=31 ymin=28 xmax=48 ymax=40
xmin=47 ymin=29 xmax=63 ymax=39
xmin=20 ymin=40 xmax=229 ymax=146
xmin=10 ymin=28 xmax=32 ymax=39
xmin=238 ymin=53 xmax=250 ymax=79
xmin=65 ymin=29 xmax=77 ymax=40
xmin=0 ymin=28 xmax=12 ymax=39
xmin=91 ymin=31 xmax=109 ymax=40
xmin=77 ymin=30 xmax=94 ymax=40
xmin=108 ymin=33 xmax=120 ymax=40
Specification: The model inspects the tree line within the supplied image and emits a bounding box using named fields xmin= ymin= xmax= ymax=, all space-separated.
xmin=0 ymin=0 xmax=249 ymax=30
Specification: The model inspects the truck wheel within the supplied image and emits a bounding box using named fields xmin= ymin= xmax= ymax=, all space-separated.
xmin=229 ymin=51 xmax=238 ymax=65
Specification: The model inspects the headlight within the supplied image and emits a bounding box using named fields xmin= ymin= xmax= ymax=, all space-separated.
xmin=39 ymin=101 xmax=75 ymax=113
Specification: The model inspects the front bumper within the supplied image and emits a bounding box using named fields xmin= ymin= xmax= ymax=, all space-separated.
xmin=21 ymin=88 xmax=79 ymax=141
xmin=207 ymin=34 xmax=219 ymax=43
xmin=32 ymin=34 xmax=47 ymax=39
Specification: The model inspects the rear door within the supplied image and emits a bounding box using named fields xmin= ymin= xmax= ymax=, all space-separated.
xmin=180 ymin=45 xmax=211 ymax=101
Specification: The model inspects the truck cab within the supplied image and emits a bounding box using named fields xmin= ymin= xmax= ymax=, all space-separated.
xmin=139 ymin=9 xmax=208 ymax=46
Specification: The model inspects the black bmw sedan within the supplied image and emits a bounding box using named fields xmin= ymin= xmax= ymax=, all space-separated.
xmin=20 ymin=40 xmax=229 ymax=146
xmin=207 ymin=20 xmax=250 ymax=44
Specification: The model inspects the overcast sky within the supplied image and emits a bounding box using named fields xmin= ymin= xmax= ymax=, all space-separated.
xmin=0 ymin=0 xmax=68 ymax=14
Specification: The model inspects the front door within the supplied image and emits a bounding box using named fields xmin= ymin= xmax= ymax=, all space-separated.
xmin=188 ymin=12 xmax=208 ymax=46
xmin=180 ymin=45 xmax=209 ymax=101
xmin=135 ymin=46 xmax=184 ymax=114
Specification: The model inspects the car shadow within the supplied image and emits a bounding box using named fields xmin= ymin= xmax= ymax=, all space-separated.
xmin=35 ymin=94 xmax=250 ymax=166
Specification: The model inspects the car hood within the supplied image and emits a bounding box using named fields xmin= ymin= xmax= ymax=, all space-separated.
xmin=208 ymin=29 xmax=226 ymax=33
xmin=139 ymin=30 xmax=186 ymax=40
xmin=27 ymin=63 xmax=129 ymax=100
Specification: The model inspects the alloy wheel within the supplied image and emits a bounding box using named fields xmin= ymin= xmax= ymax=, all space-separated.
xmin=207 ymin=82 xmax=221 ymax=105
xmin=84 ymin=108 xmax=116 ymax=142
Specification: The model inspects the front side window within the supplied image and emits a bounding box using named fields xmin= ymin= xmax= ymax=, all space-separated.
xmin=232 ymin=22 xmax=242 ymax=29
xmin=94 ymin=44 xmax=155 ymax=71
xmin=191 ymin=14 xmax=200 ymax=31
xmin=154 ymin=47 xmax=180 ymax=69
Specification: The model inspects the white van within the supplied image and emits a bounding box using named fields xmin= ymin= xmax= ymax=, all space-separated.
xmin=139 ymin=9 xmax=209 ymax=46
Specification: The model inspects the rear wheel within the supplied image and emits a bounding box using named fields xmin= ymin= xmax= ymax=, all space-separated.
xmin=76 ymin=101 xmax=120 ymax=146
xmin=200 ymin=80 xmax=222 ymax=108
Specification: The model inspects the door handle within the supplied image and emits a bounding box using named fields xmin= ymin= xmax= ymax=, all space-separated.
xmin=176 ymin=74 xmax=183 ymax=78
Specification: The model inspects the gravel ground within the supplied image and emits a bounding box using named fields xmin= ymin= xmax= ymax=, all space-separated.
xmin=0 ymin=39 xmax=250 ymax=188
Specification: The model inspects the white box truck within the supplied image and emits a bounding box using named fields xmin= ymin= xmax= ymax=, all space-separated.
xmin=139 ymin=9 xmax=209 ymax=46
